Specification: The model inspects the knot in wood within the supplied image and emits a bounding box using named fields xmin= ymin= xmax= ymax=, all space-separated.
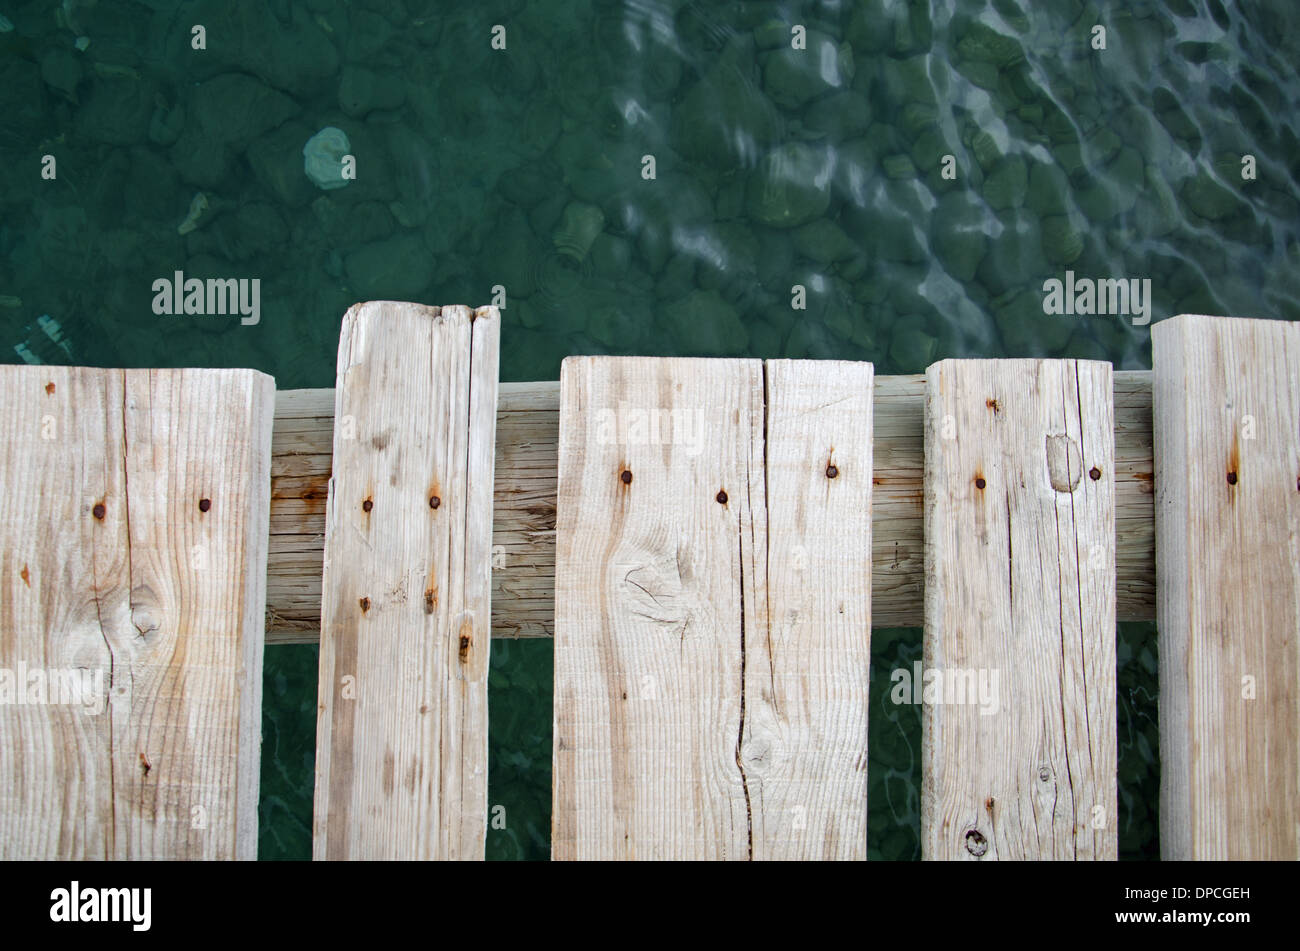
xmin=965 ymin=829 xmax=989 ymax=857
xmin=1045 ymin=433 xmax=1083 ymax=493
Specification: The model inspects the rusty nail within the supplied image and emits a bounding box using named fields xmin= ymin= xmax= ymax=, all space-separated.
xmin=359 ymin=597 xmax=371 ymax=612
xmin=975 ymin=477 xmax=986 ymax=490
xmin=362 ymin=498 xmax=373 ymax=512
xmin=92 ymin=503 xmax=106 ymax=520
xmin=198 ymin=498 xmax=211 ymax=512
xmin=620 ymin=469 xmax=632 ymax=485
xmin=1088 ymin=467 xmax=1101 ymax=481
xmin=825 ymin=464 xmax=838 ymax=479
xmin=716 ymin=490 xmax=728 ymax=504
xmin=429 ymin=495 xmax=440 ymax=509
xmin=1227 ymin=471 xmax=1238 ymax=486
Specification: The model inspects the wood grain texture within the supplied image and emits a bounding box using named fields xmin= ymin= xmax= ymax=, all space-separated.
xmin=1153 ymin=314 xmax=1300 ymax=860
xmin=0 ymin=366 xmax=273 ymax=860
xmin=551 ymin=356 xmax=871 ymax=860
xmin=312 ymin=302 xmax=498 ymax=860
xmin=264 ymin=372 xmax=1154 ymax=641
xmin=922 ymin=359 xmax=1116 ymax=861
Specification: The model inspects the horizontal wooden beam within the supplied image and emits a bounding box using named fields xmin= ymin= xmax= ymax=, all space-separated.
xmin=266 ymin=372 xmax=1155 ymax=644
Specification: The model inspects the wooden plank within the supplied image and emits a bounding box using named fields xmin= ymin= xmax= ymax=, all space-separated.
xmin=264 ymin=372 xmax=1155 ymax=641
xmin=551 ymin=356 xmax=872 ymax=860
xmin=0 ymin=366 xmax=274 ymax=860
xmin=922 ymin=359 xmax=1116 ymax=860
xmin=757 ymin=360 xmax=873 ymax=858
xmin=312 ymin=302 xmax=499 ymax=860
xmin=1153 ymin=314 xmax=1300 ymax=860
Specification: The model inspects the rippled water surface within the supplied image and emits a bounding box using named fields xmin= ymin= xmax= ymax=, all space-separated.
xmin=4 ymin=0 xmax=1296 ymax=859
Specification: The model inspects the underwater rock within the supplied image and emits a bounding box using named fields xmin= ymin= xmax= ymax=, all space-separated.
xmin=981 ymin=156 xmax=1027 ymax=211
xmin=660 ymin=290 xmax=749 ymax=356
xmin=1026 ymin=161 xmax=1070 ymax=216
xmin=683 ymin=221 xmax=760 ymax=291
xmin=497 ymin=159 xmax=560 ymax=210
xmin=171 ymin=73 xmax=299 ymax=187
xmin=591 ymin=233 xmax=631 ymax=280
xmin=346 ymin=10 xmax=395 ymax=61
xmin=1087 ymin=126 xmax=1122 ymax=167
xmin=553 ymin=202 xmax=606 ymax=262
xmin=909 ymin=128 xmax=949 ymax=173
xmin=877 ymin=54 xmax=939 ymax=107
xmin=177 ymin=192 xmax=210 ymax=235
xmin=0 ymin=60 xmax=44 ymax=142
xmin=303 ymin=127 xmax=352 ymax=191
xmin=656 ymin=254 xmax=697 ymax=302
xmin=339 ymin=65 xmax=405 ymax=118
xmin=187 ymin=0 xmax=339 ymax=98
xmin=889 ymin=323 xmax=938 ymax=372
xmin=747 ymin=143 xmax=834 ymax=228
xmin=247 ymin=120 xmax=319 ymax=207
xmin=883 ymin=154 xmax=917 ymax=180
xmin=1181 ymin=171 xmax=1245 ymax=221
xmin=148 ymin=101 xmax=185 ymax=146
xmin=761 ymin=32 xmax=853 ymax=110
xmin=75 ymin=76 xmax=154 ymax=145
xmin=952 ymin=58 xmax=999 ymax=91
xmin=995 ymin=287 xmax=1073 ymax=354
xmin=344 ymin=233 xmax=434 ymax=300
xmin=970 ymin=129 xmax=1003 ymax=171
xmin=1132 ymin=165 xmax=1181 ymax=238
xmin=793 ymin=218 xmax=857 ymax=265
xmin=956 ymin=20 xmax=1025 ymax=68
xmin=385 ymin=125 xmax=438 ymax=224
xmin=931 ymin=192 xmax=990 ymax=282
xmin=586 ymin=293 xmax=652 ymax=350
xmin=805 ymin=92 xmax=871 ymax=138
xmin=1041 ymin=215 xmax=1084 ymax=265
xmin=671 ymin=60 xmax=781 ymax=171
xmin=40 ymin=49 xmax=82 ymax=101
xmin=486 ymin=207 xmax=542 ymax=300
xmin=977 ymin=210 xmax=1046 ymax=297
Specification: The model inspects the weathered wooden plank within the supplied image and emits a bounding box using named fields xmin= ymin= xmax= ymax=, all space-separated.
xmin=312 ymin=302 xmax=498 ymax=860
xmin=0 ymin=366 xmax=274 ymax=860
xmin=754 ymin=360 xmax=873 ymax=859
xmin=1153 ymin=314 xmax=1300 ymax=860
xmin=922 ymin=359 xmax=1116 ymax=861
xmin=264 ymin=372 xmax=1155 ymax=642
xmin=552 ymin=356 xmax=871 ymax=860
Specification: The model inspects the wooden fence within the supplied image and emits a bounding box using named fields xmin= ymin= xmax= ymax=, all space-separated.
xmin=1 ymin=307 xmax=1295 ymax=860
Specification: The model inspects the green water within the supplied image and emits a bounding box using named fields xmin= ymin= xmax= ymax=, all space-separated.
xmin=3 ymin=0 xmax=1295 ymax=859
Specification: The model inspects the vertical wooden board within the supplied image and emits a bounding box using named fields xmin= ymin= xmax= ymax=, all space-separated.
xmin=552 ymin=357 xmax=761 ymax=860
xmin=922 ymin=359 xmax=1116 ymax=860
xmin=751 ymin=360 xmax=872 ymax=860
xmin=552 ymin=357 xmax=873 ymax=860
xmin=313 ymin=303 xmax=499 ymax=860
xmin=1153 ymin=314 xmax=1300 ymax=860
xmin=0 ymin=366 xmax=274 ymax=860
